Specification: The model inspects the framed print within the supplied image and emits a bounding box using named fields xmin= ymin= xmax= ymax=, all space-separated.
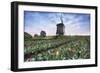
xmin=11 ymin=1 xmax=97 ymax=71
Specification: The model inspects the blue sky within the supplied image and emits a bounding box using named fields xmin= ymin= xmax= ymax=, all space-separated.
xmin=24 ymin=11 xmax=90 ymax=36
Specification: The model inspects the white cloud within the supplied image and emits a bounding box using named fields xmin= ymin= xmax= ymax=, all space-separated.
xmin=25 ymin=23 xmax=57 ymax=36
xmin=65 ymin=22 xmax=90 ymax=35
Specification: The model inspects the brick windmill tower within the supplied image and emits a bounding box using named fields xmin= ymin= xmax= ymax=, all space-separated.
xmin=56 ymin=14 xmax=65 ymax=36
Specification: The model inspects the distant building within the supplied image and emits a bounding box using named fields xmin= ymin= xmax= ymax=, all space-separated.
xmin=40 ymin=30 xmax=46 ymax=37
xmin=56 ymin=14 xmax=65 ymax=36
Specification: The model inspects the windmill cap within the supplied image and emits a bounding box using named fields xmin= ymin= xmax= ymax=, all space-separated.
xmin=56 ymin=23 xmax=65 ymax=26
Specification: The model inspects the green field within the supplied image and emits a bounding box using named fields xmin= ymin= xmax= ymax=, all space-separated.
xmin=24 ymin=36 xmax=90 ymax=62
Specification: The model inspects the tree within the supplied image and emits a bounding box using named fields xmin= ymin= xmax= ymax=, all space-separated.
xmin=40 ymin=30 xmax=46 ymax=37
xmin=34 ymin=34 xmax=39 ymax=37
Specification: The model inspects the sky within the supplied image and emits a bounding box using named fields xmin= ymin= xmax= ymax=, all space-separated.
xmin=24 ymin=11 xmax=90 ymax=36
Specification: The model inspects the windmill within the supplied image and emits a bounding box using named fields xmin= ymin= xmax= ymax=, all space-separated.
xmin=56 ymin=13 xmax=65 ymax=36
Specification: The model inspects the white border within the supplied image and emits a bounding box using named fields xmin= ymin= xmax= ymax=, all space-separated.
xmin=18 ymin=5 xmax=95 ymax=68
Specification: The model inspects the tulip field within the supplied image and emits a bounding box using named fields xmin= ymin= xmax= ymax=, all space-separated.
xmin=24 ymin=36 xmax=90 ymax=62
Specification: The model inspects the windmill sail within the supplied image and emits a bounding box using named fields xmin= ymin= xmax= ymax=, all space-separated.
xmin=60 ymin=14 xmax=63 ymax=23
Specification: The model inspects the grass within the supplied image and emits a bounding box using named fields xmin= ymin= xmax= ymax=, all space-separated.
xmin=24 ymin=36 xmax=90 ymax=62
